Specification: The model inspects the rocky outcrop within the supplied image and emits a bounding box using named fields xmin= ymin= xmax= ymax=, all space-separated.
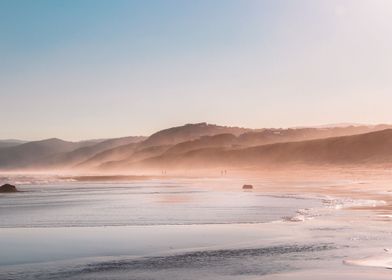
xmin=0 ymin=184 xmax=18 ymax=193
xmin=242 ymin=184 xmax=254 ymax=190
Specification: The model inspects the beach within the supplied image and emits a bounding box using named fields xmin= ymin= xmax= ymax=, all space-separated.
xmin=1 ymin=170 xmax=392 ymax=279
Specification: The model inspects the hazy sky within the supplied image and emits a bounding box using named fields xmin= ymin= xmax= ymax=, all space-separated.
xmin=1 ymin=0 xmax=391 ymax=140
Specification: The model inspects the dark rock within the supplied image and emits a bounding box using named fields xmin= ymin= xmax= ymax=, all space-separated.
xmin=0 ymin=184 xmax=18 ymax=193
xmin=242 ymin=184 xmax=253 ymax=190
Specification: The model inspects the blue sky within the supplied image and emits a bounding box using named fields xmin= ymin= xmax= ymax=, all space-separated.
xmin=1 ymin=0 xmax=391 ymax=140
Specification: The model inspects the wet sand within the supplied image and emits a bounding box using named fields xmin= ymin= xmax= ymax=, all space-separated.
xmin=2 ymin=169 xmax=392 ymax=279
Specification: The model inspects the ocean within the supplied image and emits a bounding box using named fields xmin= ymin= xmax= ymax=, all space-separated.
xmin=0 ymin=177 xmax=390 ymax=279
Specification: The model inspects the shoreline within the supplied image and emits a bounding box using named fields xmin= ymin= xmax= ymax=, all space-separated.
xmin=2 ymin=171 xmax=392 ymax=279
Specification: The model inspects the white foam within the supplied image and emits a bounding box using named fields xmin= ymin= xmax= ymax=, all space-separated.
xmin=344 ymin=252 xmax=392 ymax=269
xmin=282 ymin=207 xmax=317 ymax=222
xmin=378 ymin=214 xmax=392 ymax=219
xmin=282 ymin=194 xmax=386 ymax=224
xmin=322 ymin=196 xmax=386 ymax=210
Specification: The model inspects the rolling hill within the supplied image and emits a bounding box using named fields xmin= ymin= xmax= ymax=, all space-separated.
xmin=77 ymin=123 xmax=251 ymax=169
xmin=1 ymin=123 xmax=392 ymax=172
xmin=0 ymin=139 xmax=27 ymax=149
xmin=0 ymin=136 xmax=145 ymax=170
xmin=129 ymin=129 xmax=392 ymax=170
xmin=0 ymin=138 xmax=88 ymax=169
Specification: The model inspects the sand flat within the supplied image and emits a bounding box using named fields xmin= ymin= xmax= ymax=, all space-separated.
xmin=2 ymin=170 xmax=392 ymax=279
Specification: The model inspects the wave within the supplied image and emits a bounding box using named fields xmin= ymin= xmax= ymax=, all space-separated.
xmin=344 ymin=251 xmax=392 ymax=269
xmin=280 ymin=194 xmax=386 ymax=223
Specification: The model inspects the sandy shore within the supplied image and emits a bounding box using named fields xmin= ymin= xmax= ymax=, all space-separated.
xmin=246 ymin=168 xmax=392 ymax=278
xmin=2 ymin=168 xmax=392 ymax=279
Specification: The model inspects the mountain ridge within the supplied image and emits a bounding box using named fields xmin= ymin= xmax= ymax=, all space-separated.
xmin=124 ymin=128 xmax=392 ymax=170
xmin=1 ymin=123 xmax=392 ymax=171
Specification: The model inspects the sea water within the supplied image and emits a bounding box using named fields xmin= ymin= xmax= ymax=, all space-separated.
xmin=0 ymin=178 xmax=390 ymax=280
xmin=0 ymin=180 xmax=322 ymax=228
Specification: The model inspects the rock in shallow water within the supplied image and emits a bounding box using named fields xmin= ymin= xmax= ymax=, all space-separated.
xmin=0 ymin=184 xmax=18 ymax=193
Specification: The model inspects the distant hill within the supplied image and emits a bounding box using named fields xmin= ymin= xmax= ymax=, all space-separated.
xmin=0 ymin=139 xmax=27 ymax=149
xmin=0 ymin=136 xmax=145 ymax=170
xmin=141 ymin=122 xmax=250 ymax=147
xmin=1 ymin=123 xmax=392 ymax=171
xmin=76 ymin=142 xmax=141 ymax=169
xmin=99 ymin=133 xmax=238 ymax=170
xmin=237 ymin=125 xmax=392 ymax=147
xmin=77 ymin=123 xmax=250 ymax=169
xmin=163 ymin=134 xmax=238 ymax=155
xmin=131 ymin=129 xmax=392 ymax=169
xmin=0 ymin=138 xmax=88 ymax=169
xmin=98 ymin=145 xmax=172 ymax=170
xmin=93 ymin=124 xmax=392 ymax=171
xmin=33 ymin=136 xmax=146 ymax=169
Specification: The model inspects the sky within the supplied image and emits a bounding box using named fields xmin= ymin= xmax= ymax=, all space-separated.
xmin=1 ymin=0 xmax=392 ymax=141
